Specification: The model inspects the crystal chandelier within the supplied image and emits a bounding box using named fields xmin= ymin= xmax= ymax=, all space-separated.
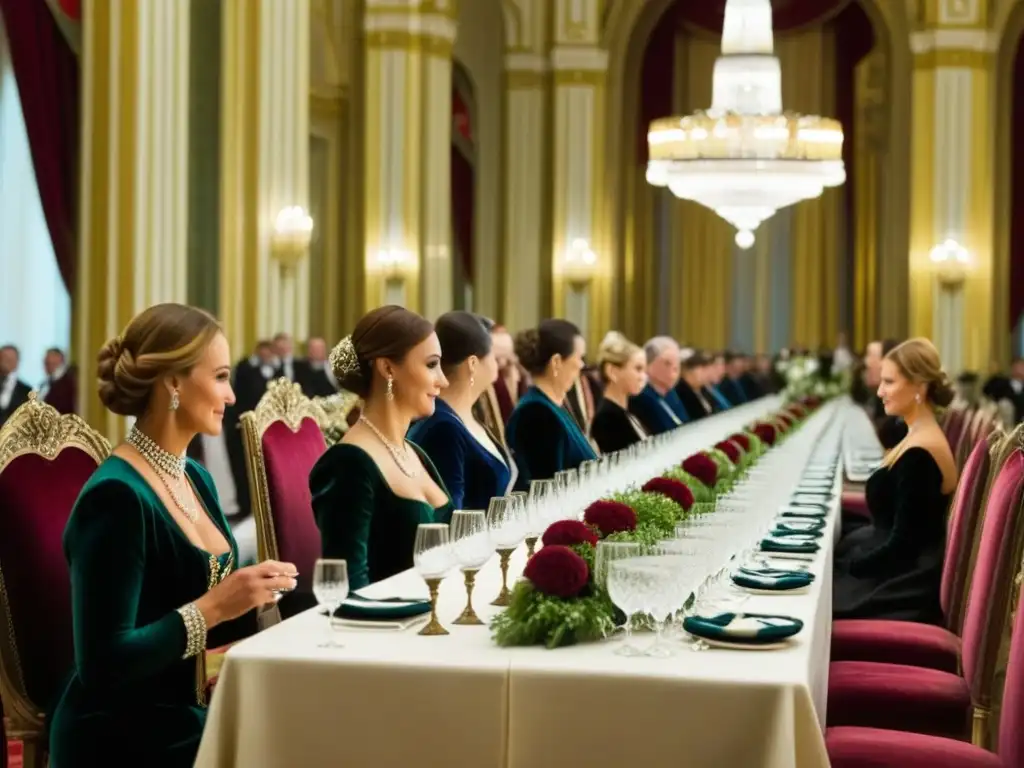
xmin=645 ymin=0 xmax=845 ymax=249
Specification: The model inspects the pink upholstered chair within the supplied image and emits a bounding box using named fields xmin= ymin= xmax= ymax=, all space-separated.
xmin=0 ymin=395 xmax=111 ymax=768
xmin=827 ymin=442 xmax=1024 ymax=745
xmin=943 ymin=407 xmax=970 ymax=457
xmin=831 ymin=428 xmax=1005 ymax=673
xmin=826 ymin=551 xmax=1024 ymax=768
xmin=241 ymin=379 xmax=328 ymax=615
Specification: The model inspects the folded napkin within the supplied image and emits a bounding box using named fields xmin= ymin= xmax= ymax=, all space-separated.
xmin=732 ymin=570 xmax=814 ymax=591
xmin=333 ymin=594 xmax=432 ymax=621
xmin=740 ymin=566 xmax=816 ymax=581
xmin=683 ymin=612 xmax=805 ymax=644
xmin=773 ymin=519 xmax=826 ymax=533
xmin=779 ymin=505 xmax=827 ymax=518
xmin=760 ymin=537 xmax=821 ymax=554
xmin=770 ymin=527 xmax=824 ymax=539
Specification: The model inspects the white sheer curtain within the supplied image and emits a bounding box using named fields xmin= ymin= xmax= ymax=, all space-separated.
xmin=0 ymin=13 xmax=71 ymax=389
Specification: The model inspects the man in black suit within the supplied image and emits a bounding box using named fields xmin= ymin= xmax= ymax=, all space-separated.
xmin=675 ymin=350 xmax=714 ymax=420
xmin=295 ymin=337 xmax=339 ymax=398
xmin=39 ymin=347 xmax=77 ymax=415
xmin=225 ymin=340 xmax=278 ymax=519
xmin=0 ymin=345 xmax=32 ymax=427
xmin=273 ymin=332 xmax=296 ymax=381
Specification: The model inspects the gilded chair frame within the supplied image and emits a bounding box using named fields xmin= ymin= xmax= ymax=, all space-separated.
xmin=239 ymin=379 xmax=328 ymax=563
xmin=0 ymin=394 xmax=111 ymax=766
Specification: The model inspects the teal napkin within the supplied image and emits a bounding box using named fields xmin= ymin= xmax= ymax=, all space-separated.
xmin=739 ymin=566 xmax=816 ymax=581
xmin=760 ymin=537 xmax=820 ymax=554
xmin=333 ymin=594 xmax=432 ymax=620
xmin=683 ymin=612 xmax=804 ymax=644
xmin=770 ymin=527 xmax=824 ymax=539
xmin=732 ymin=570 xmax=814 ymax=591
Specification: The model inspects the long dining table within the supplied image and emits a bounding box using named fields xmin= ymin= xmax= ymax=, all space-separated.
xmin=195 ymin=397 xmax=859 ymax=768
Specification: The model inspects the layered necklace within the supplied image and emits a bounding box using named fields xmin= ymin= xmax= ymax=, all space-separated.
xmin=359 ymin=414 xmax=420 ymax=478
xmin=126 ymin=425 xmax=200 ymax=524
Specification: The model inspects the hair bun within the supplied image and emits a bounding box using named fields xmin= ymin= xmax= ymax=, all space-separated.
xmin=330 ymin=336 xmax=369 ymax=396
xmin=513 ymin=328 xmax=542 ymax=372
xmin=96 ymin=335 xmax=149 ymax=417
xmin=929 ymin=370 xmax=956 ymax=408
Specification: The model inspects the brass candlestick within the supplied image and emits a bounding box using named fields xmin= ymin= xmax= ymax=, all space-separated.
xmin=419 ymin=577 xmax=449 ymax=636
xmin=491 ymin=548 xmax=516 ymax=606
xmin=453 ymin=569 xmax=483 ymax=625
xmin=525 ymin=536 xmax=539 ymax=558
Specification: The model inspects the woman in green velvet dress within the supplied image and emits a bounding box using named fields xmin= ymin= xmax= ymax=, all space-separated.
xmin=310 ymin=306 xmax=453 ymax=590
xmin=48 ymin=304 xmax=298 ymax=768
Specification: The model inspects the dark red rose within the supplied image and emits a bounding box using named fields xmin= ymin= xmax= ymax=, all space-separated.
xmin=730 ymin=433 xmax=751 ymax=451
xmin=714 ymin=440 xmax=742 ymax=464
xmin=752 ymin=422 xmax=778 ymax=446
xmin=802 ymin=395 xmax=822 ymax=408
xmin=682 ymin=453 xmax=718 ymax=487
xmin=642 ymin=477 xmax=695 ymax=510
xmin=583 ymin=500 xmax=638 ymax=536
xmin=523 ymin=545 xmax=590 ymax=598
xmin=542 ymin=519 xmax=599 ymax=548
xmin=787 ymin=404 xmax=806 ymax=418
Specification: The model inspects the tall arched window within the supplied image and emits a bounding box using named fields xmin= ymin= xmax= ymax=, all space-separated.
xmin=0 ymin=13 xmax=71 ymax=388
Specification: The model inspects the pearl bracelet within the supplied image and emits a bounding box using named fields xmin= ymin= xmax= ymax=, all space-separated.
xmin=177 ymin=602 xmax=208 ymax=659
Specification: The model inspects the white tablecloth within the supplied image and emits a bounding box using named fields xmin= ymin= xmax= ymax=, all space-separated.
xmin=196 ymin=400 xmax=845 ymax=768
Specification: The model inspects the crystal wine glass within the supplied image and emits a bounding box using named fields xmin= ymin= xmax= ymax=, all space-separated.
xmin=487 ymin=496 xmax=525 ymax=606
xmin=312 ymin=559 xmax=349 ymax=648
xmin=449 ymin=510 xmax=492 ymax=626
xmin=413 ymin=523 xmax=453 ymax=636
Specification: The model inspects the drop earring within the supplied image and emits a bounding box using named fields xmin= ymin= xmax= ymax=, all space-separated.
xmin=469 ymin=374 xmax=476 ymax=389
xmin=914 ymin=393 xmax=922 ymax=404
xmin=386 ymin=375 xmax=395 ymax=402
xmin=169 ymin=389 xmax=180 ymax=411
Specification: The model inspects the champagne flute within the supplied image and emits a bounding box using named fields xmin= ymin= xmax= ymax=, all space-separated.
xmin=487 ymin=496 xmax=525 ymax=606
xmin=529 ymin=479 xmax=555 ymax=538
xmin=413 ymin=523 xmax=453 ymax=636
xmin=312 ymin=559 xmax=349 ymax=648
xmin=510 ymin=490 xmax=535 ymax=555
xmin=449 ymin=510 xmax=492 ymax=625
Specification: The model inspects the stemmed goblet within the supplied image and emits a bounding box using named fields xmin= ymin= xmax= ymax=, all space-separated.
xmin=487 ymin=496 xmax=525 ymax=606
xmin=510 ymin=490 xmax=536 ymax=556
xmin=449 ymin=510 xmax=492 ymax=625
xmin=413 ymin=523 xmax=454 ymax=636
xmin=312 ymin=558 xmax=349 ymax=648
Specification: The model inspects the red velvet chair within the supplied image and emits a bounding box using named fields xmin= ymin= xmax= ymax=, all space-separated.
xmin=0 ymin=395 xmax=111 ymax=768
xmin=826 ymin=551 xmax=1024 ymax=768
xmin=831 ymin=429 xmax=1005 ymax=673
xmin=827 ymin=444 xmax=1024 ymax=744
xmin=943 ymin=407 xmax=970 ymax=457
xmin=241 ymin=379 xmax=328 ymax=615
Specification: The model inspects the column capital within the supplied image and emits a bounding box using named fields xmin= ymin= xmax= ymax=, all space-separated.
xmin=916 ymin=0 xmax=989 ymax=30
xmin=364 ymin=1 xmax=457 ymax=55
xmin=551 ymin=45 xmax=608 ymax=85
xmin=910 ymin=28 xmax=996 ymax=69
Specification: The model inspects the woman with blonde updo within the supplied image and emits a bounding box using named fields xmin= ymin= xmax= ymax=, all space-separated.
xmin=833 ymin=338 xmax=958 ymax=624
xmin=590 ymin=331 xmax=650 ymax=454
xmin=49 ymin=303 xmax=297 ymax=767
xmin=506 ymin=319 xmax=597 ymax=490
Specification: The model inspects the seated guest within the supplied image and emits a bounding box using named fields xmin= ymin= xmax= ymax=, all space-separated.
xmin=490 ymin=325 xmax=526 ymax=422
xmin=310 ymin=306 xmax=453 ymax=590
xmin=591 ymin=332 xmax=649 ymax=454
xmin=564 ymin=334 xmax=597 ymax=435
xmin=675 ymin=350 xmax=714 ymax=421
xmin=719 ymin=352 xmax=751 ymax=404
xmin=295 ymin=336 xmax=339 ymax=398
xmin=630 ymin=336 xmax=689 ymax=433
xmin=702 ymin=352 xmax=733 ymax=411
xmin=0 ymin=344 xmax=31 ymax=426
xmin=409 ymin=311 xmax=514 ymax=510
xmin=49 ymin=303 xmax=297 ymax=767
xmin=863 ymin=338 xmax=909 ymax=450
xmin=506 ymin=319 xmax=597 ymax=489
xmin=833 ymin=338 xmax=957 ymax=624
xmin=39 ymin=346 xmax=77 ymax=414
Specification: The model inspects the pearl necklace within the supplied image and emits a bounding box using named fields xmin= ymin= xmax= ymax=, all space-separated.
xmin=359 ymin=415 xmax=420 ymax=478
xmin=126 ymin=425 xmax=200 ymax=524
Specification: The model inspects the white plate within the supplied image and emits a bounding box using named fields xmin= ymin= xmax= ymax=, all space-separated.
xmin=695 ymin=637 xmax=791 ymax=651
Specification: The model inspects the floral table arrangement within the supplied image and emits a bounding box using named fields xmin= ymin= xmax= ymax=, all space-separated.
xmin=491 ymin=397 xmax=825 ymax=649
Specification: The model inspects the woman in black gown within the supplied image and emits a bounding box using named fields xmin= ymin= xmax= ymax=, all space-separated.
xmin=590 ymin=331 xmax=649 ymax=454
xmin=833 ymin=338 xmax=958 ymax=624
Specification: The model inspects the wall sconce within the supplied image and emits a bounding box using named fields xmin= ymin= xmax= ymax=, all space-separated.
xmin=562 ymin=238 xmax=597 ymax=340
xmin=271 ymin=206 xmax=314 ymax=272
xmin=373 ymin=248 xmax=415 ymax=306
xmin=929 ymin=239 xmax=970 ymax=288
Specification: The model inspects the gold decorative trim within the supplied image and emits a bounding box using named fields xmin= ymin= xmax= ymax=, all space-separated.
xmin=506 ymin=70 xmax=547 ymax=89
xmin=364 ymin=30 xmax=454 ymax=58
xmin=913 ymin=48 xmax=992 ymax=69
xmin=312 ymin=391 xmax=362 ymax=446
xmin=553 ymin=70 xmax=606 ymax=87
xmin=0 ymin=394 xmax=110 ymax=755
xmin=240 ymin=379 xmax=328 ymax=562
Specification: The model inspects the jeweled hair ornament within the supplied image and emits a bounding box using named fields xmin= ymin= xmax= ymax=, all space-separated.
xmin=329 ymin=335 xmax=360 ymax=379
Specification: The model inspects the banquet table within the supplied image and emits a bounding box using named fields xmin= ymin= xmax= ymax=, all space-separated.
xmin=196 ymin=398 xmax=854 ymax=768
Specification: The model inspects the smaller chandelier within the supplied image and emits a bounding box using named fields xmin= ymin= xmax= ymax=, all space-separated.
xmin=646 ymin=0 xmax=845 ymax=248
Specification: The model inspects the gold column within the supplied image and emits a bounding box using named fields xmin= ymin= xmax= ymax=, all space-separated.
xmin=219 ymin=0 xmax=311 ymax=355
xmin=77 ymin=0 xmax=192 ymax=440
xmin=551 ymin=0 xmax=609 ymax=350
xmin=363 ymin=0 xmax=456 ymax=319
xmin=909 ymin=0 xmax=995 ymax=372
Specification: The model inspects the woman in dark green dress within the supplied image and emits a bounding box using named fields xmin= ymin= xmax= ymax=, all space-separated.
xmin=49 ymin=303 xmax=298 ymax=768
xmin=311 ymin=306 xmax=453 ymax=590
xmin=507 ymin=319 xmax=598 ymax=490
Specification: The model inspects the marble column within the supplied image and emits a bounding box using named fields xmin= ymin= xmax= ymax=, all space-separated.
xmin=909 ymin=0 xmax=995 ymax=374
xmin=219 ymin=0 xmax=310 ymax=357
xmin=550 ymin=0 xmax=609 ymax=350
xmin=77 ymin=0 xmax=191 ymax=439
xmin=362 ymin=0 xmax=456 ymax=319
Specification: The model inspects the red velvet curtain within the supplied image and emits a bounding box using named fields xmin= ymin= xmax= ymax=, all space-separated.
xmin=451 ymin=89 xmax=474 ymax=282
xmin=1011 ymin=38 xmax=1024 ymax=335
xmin=0 ymin=0 xmax=79 ymax=291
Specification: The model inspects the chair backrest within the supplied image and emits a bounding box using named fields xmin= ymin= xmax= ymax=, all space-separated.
xmin=240 ymin=379 xmax=328 ymax=594
xmin=0 ymin=395 xmax=110 ymax=734
xmin=311 ymin=390 xmax=361 ymax=447
xmin=995 ymin=560 xmax=1024 ymax=766
xmin=960 ymin=429 xmax=1024 ymax=713
xmin=941 ymin=428 xmax=1001 ymax=632
xmin=943 ymin=406 xmax=969 ymax=452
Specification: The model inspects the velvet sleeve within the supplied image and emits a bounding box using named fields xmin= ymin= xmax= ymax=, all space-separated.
xmin=310 ymin=446 xmax=377 ymax=590
xmin=410 ymin=421 xmax=467 ymax=511
xmin=65 ymin=480 xmax=188 ymax=689
xmin=510 ymin=403 xmax=566 ymax=486
xmin=850 ymin=449 xmax=945 ymax=577
xmin=629 ymin=395 xmax=665 ymax=436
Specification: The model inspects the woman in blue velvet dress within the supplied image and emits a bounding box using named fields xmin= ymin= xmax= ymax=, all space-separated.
xmin=409 ymin=311 xmax=514 ymax=510
xmin=506 ymin=319 xmax=597 ymax=490
xmin=49 ymin=303 xmax=297 ymax=767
